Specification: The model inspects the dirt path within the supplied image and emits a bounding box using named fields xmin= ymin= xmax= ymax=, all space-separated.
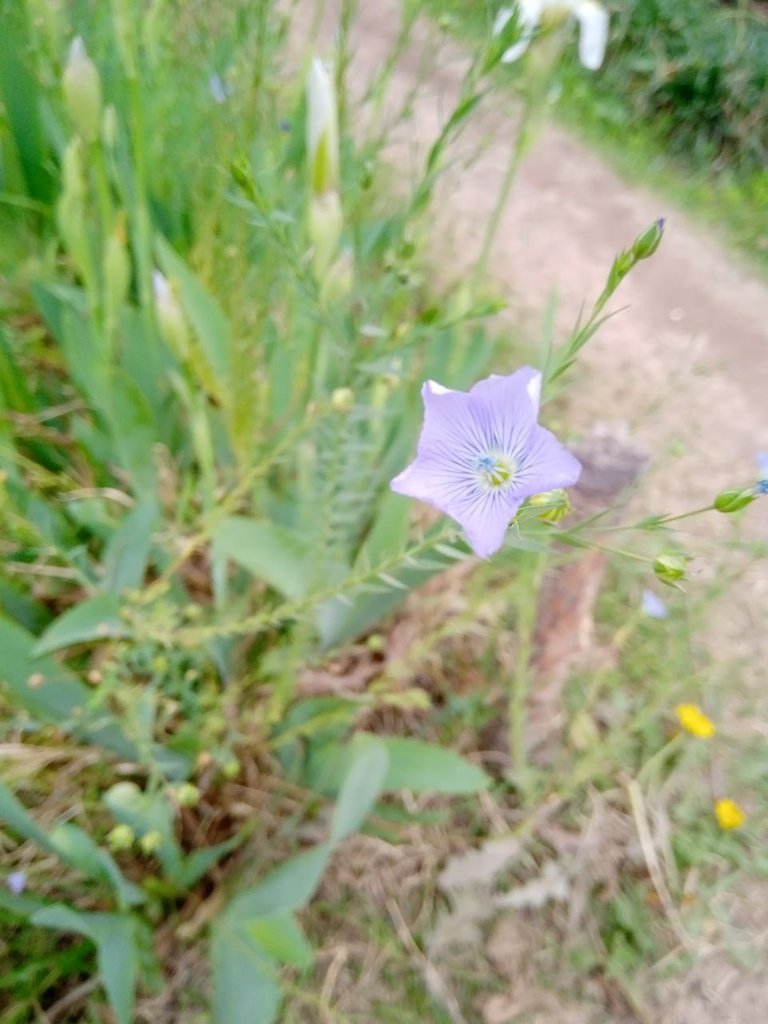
xmin=313 ymin=3 xmax=768 ymax=1021
xmin=324 ymin=0 xmax=768 ymax=680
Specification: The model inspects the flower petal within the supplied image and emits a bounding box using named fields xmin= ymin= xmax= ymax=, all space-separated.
xmin=514 ymin=425 xmax=582 ymax=497
xmin=457 ymin=492 xmax=522 ymax=558
xmin=574 ymin=0 xmax=608 ymax=70
xmin=467 ymin=367 xmax=542 ymax=456
xmin=492 ymin=6 xmax=514 ymax=36
xmin=500 ymin=0 xmax=543 ymax=63
xmin=416 ymin=381 xmax=480 ymax=461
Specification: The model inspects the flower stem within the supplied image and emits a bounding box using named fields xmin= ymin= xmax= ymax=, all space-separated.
xmin=508 ymin=550 xmax=545 ymax=800
xmin=473 ymin=99 xmax=534 ymax=289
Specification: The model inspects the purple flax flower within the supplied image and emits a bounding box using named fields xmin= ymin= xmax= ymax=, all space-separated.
xmin=641 ymin=589 xmax=668 ymax=620
xmin=6 ymin=871 xmax=27 ymax=895
xmin=390 ymin=367 xmax=582 ymax=558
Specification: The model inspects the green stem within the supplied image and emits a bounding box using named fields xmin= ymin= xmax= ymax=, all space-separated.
xmin=474 ymin=100 xmax=533 ymax=288
xmin=508 ymin=550 xmax=545 ymax=799
xmin=127 ymin=74 xmax=154 ymax=320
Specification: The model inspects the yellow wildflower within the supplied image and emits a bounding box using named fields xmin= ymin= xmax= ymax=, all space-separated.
xmin=676 ymin=703 xmax=715 ymax=739
xmin=715 ymin=799 xmax=745 ymax=831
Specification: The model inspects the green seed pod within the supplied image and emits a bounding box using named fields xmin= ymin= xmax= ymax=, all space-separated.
xmin=713 ymin=488 xmax=756 ymax=513
xmin=527 ymin=488 xmax=571 ymax=523
xmin=107 ymin=823 xmax=135 ymax=851
xmin=139 ymin=830 xmax=163 ymax=855
xmin=653 ymin=553 xmax=686 ymax=586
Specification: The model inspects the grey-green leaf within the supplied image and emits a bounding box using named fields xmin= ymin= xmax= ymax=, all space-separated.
xmin=381 ymin=738 xmax=490 ymax=794
xmin=330 ymin=736 xmax=389 ymax=842
xmin=213 ymin=516 xmax=311 ymax=600
xmin=32 ymin=907 xmax=139 ymax=1024
xmin=32 ymin=594 xmax=129 ymax=657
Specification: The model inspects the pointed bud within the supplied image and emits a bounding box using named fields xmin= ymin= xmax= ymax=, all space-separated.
xmin=153 ymin=271 xmax=190 ymax=358
xmin=63 ymin=37 xmax=102 ymax=143
xmin=105 ymin=220 xmax=131 ymax=316
xmin=632 ymin=218 xmax=665 ymax=261
xmin=321 ymin=247 xmax=354 ymax=304
xmin=713 ymin=488 xmax=756 ymax=513
xmin=306 ymin=58 xmax=339 ymax=196
xmin=308 ymin=191 xmax=343 ymax=278
xmin=57 ymin=138 xmax=90 ymax=278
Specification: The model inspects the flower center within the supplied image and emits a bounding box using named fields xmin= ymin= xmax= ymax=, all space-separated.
xmin=476 ymin=453 xmax=516 ymax=490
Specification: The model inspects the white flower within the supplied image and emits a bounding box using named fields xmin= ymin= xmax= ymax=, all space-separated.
xmin=494 ymin=0 xmax=609 ymax=71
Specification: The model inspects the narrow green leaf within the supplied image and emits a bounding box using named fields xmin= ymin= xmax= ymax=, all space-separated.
xmin=317 ymin=530 xmax=464 ymax=650
xmin=381 ymin=738 xmax=490 ymax=794
xmin=211 ymin=923 xmax=281 ymax=1024
xmin=0 ymin=779 xmax=56 ymax=852
xmin=101 ymin=500 xmax=159 ymax=594
xmin=157 ymin=237 xmax=231 ymax=394
xmin=244 ymin=913 xmax=313 ymax=968
xmin=213 ymin=516 xmax=311 ymax=600
xmin=175 ymin=835 xmax=243 ymax=889
xmin=226 ymin=843 xmax=332 ymax=924
xmin=0 ymin=616 xmax=136 ymax=759
xmin=32 ymin=907 xmax=139 ymax=1024
xmin=49 ymin=823 xmax=144 ymax=907
xmin=330 ymin=736 xmax=389 ymax=842
xmin=33 ymin=594 xmax=128 ymax=657
xmin=105 ymin=371 xmax=158 ymax=495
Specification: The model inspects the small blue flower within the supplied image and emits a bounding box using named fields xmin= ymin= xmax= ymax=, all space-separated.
xmin=6 ymin=871 xmax=27 ymax=895
xmin=208 ymin=74 xmax=230 ymax=104
xmin=641 ymin=589 xmax=668 ymax=620
xmin=756 ymin=452 xmax=768 ymax=495
xmin=391 ymin=367 xmax=582 ymax=558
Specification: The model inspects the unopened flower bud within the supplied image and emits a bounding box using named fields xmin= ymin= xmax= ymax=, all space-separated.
xmin=632 ymin=218 xmax=665 ymax=260
xmin=713 ymin=488 xmax=756 ymax=513
xmin=112 ymin=0 xmax=137 ymax=77
xmin=653 ymin=553 xmax=686 ymax=586
xmin=57 ymin=138 xmax=90 ymax=278
xmin=330 ymin=387 xmax=354 ymax=413
xmin=153 ymin=271 xmax=190 ymax=358
xmin=139 ymin=830 xmax=163 ymax=855
xmin=221 ymin=758 xmax=240 ymax=780
xmin=26 ymin=0 xmax=65 ymax=55
xmin=175 ymin=782 xmax=200 ymax=808
xmin=527 ymin=488 xmax=571 ymax=522
xmin=63 ymin=37 xmax=102 ymax=143
xmin=321 ymin=247 xmax=354 ymax=304
xmin=308 ymin=191 xmax=343 ymax=277
xmin=306 ymin=57 xmax=339 ymax=196
xmin=107 ymin=824 xmax=135 ymax=851
xmin=105 ymin=220 xmax=131 ymax=316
